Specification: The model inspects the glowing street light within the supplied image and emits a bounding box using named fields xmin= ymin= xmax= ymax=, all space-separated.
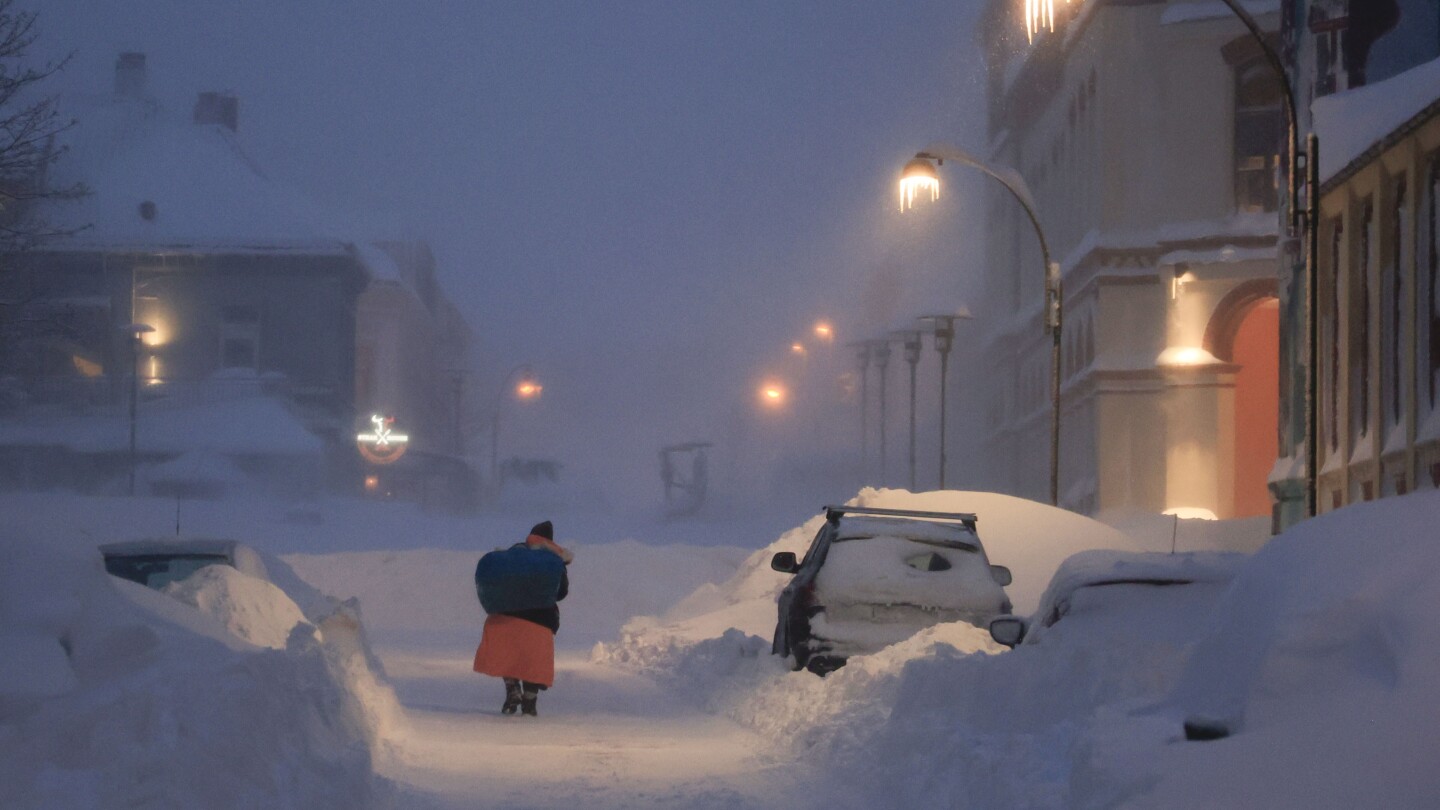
xmin=902 ymin=142 xmax=1061 ymax=505
xmin=1024 ymin=0 xmax=1069 ymax=43
xmin=758 ymin=381 xmax=788 ymax=408
xmin=491 ymin=364 xmax=541 ymax=497
xmin=790 ymin=342 xmax=807 ymax=357
xmin=813 ymin=321 xmax=835 ymax=343
xmin=898 ymin=158 xmax=940 ymax=211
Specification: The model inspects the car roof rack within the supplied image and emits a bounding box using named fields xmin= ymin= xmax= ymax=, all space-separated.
xmin=823 ymin=505 xmax=978 ymax=528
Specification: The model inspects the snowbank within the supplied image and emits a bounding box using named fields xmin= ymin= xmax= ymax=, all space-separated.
xmin=162 ymin=564 xmax=309 ymax=649
xmin=600 ymin=488 xmax=1440 ymax=808
xmin=0 ymin=539 xmax=397 ymax=809
xmin=1107 ymin=491 xmax=1440 ymax=808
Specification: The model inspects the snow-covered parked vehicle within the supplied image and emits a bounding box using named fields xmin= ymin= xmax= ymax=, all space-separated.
xmin=101 ymin=538 xmax=270 ymax=590
xmin=988 ymin=549 xmax=1246 ymax=648
xmin=771 ymin=505 xmax=1013 ymax=675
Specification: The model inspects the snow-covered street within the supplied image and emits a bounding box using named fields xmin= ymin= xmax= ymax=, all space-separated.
xmin=377 ymin=649 xmax=818 ymax=810
xmin=8 ymin=487 xmax=1440 ymax=807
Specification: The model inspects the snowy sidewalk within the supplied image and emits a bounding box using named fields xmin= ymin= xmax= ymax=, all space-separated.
xmin=377 ymin=648 xmax=824 ymax=810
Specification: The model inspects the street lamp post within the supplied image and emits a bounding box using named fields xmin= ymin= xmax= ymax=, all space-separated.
xmin=902 ymin=143 xmax=1061 ymax=505
xmin=871 ymin=338 xmax=892 ymax=479
xmin=917 ymin=315 xmax=963 ymax=490
xmin=891 ymin=329 xmax=923 ymax=491
xmin=490 ymin=364 xmax=541 ymax=497
xmin=120 ymin=323 xmax=154 ymax=496
xmin=848 ymin=341 xmax=872 ymax=474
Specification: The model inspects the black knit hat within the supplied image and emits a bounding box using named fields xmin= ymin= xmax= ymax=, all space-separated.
xmin=529 ymin=520 xmax=554 ymax=540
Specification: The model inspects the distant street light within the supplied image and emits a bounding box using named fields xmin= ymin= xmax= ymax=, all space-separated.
xmin=491 ymin=364 xmax=541 ymax=496
xmin=890 ymin=329 xmax=924 ymax=491
xmin=120 ymin=323 xmax=154 ymax=496
xmin=903 ymin=142 xmax=1059 ymax=505
xmin=813 ymin=321 xmax=835 ymax=343
xmin=917 ymin=314 xmax=967 ymax=490
xmin=758 ymin=380 xmax=788 ymax=408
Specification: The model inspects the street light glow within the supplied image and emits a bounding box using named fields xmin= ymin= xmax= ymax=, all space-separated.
xmin=1024 ymin=0 xmax=1070 ymax=43
xmin=899 ymin=157 xmax=940 ymax=211
xmin=516 ymin=379 xmax=543 ymax=399
xmin=813 ymin=321 xmax=834 ymax=342
xmin=791 ymin=342 xmax=806 ymax=356
xmin=759 ymin=381 xmax=787 ymax=407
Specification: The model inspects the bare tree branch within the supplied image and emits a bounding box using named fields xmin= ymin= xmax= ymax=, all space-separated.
xmin=0 ymin=0 xmax=88 ymax=254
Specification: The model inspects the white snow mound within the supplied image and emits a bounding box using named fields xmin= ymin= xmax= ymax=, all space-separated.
xmin=163 ymin=564 xmax=313 ymax=650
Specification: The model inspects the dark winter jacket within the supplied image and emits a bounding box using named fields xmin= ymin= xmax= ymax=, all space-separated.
xmin=502 ymin=568 xmax=568 ymax=633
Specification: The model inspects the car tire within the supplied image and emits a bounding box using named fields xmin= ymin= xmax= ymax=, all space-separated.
xmin=804 ymin=655 xmax=846 ymax=677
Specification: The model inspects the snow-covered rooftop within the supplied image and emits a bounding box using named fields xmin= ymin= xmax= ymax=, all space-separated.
xmin=1313 ymin=55 xmax=1440 ymax=185
xmin=43 ymin=94 xmax=362 ymax=253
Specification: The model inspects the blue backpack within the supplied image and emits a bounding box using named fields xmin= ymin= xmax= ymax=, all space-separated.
xmin=474 ymin=544 xmax=566 ymax=615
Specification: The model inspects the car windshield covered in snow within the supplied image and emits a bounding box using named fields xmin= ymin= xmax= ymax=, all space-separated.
xmin=989 ymin=550 xmax=1245 ymax=648
xmin=99 ymin=538 xmax=267 ymax=591
xmin=772 ymin=506 xmax=1012 ymax=675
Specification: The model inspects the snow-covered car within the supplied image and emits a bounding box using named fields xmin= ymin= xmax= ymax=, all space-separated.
xmin=100 ymin=538 xmax=271 ymax=590
xmin=771 ymin=505 xmax=1013 ymax=675
xmin=988 ymin=549 xmax=1246 ymax=648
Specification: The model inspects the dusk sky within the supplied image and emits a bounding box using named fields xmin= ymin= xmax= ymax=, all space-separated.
xmin=39 ymin=1 xmax=992 ymax=507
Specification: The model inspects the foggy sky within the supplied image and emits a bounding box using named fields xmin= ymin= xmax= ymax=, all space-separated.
xmin=39 ymin=1 xmax=990 ymax=509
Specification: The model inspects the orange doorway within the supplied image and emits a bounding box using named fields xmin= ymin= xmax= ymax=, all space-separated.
xmin=1231 ymin=300 xmax=1279 ymax=517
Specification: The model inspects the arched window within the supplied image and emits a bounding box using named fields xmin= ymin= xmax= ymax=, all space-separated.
xmin=1234 ymin=59 xmax=1282 ymax=213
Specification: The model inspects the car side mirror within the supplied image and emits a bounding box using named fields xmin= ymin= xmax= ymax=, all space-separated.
xmin=989 ymin=616 xmax=1027 ymax=648
xmin=989 ymin=565 xmax=1013 ymax=586
xmin=770 ymin=551 xmax=799 ymax=574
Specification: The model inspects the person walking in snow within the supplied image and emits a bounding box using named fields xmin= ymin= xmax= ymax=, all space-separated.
xmin=472 ymin=520 xmax=574 ymax=717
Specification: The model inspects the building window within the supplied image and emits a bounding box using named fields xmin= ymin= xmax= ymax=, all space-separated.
xmin=219 ymin=303 xmax=260 ymax=371
xmin=1352 ymin=201 xmax=1375 ymax=444
xmin=1328 ymin=217 xmax=1344 ymax=452
xmin=1234 ymin=59 xmax=1282 ymax=213
xmin=1383 ymin=178 xmax=1408 ymax=435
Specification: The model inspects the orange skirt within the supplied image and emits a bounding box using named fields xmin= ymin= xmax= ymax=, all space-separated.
xmin=472 ymin=614 xmax=555 ymax=687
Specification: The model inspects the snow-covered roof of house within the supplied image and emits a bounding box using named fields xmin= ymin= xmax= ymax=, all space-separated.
xmin=41 ymin=94 xmax=361 ymax=255
xmin=1313 ymin=55 xmax=1440 ymax=186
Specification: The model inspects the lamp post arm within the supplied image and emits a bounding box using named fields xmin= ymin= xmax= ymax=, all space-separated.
xmin=1215 ymin=0 xmax=1301 ymax=231
xmin=916 ymin=142 xmax=1061 ymax=506
xmin=918 ymin=143 xmax=1053 ymax=272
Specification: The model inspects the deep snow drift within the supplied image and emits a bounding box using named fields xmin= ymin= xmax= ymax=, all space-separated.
xmin=0 ymin=538 xmax=398 ymax=809
xmin=597 ymin=487 xmax=1440 ymax=808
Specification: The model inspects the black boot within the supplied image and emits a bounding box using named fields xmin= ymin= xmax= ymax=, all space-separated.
xmin=520 ymin=683 xmax=539 ymax=717
xmin=501 ymin=678 xmax=522 ymax=715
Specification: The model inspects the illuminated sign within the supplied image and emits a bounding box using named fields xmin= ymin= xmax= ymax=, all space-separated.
xmin=357 ymin=414 xmax=409 ymax=465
